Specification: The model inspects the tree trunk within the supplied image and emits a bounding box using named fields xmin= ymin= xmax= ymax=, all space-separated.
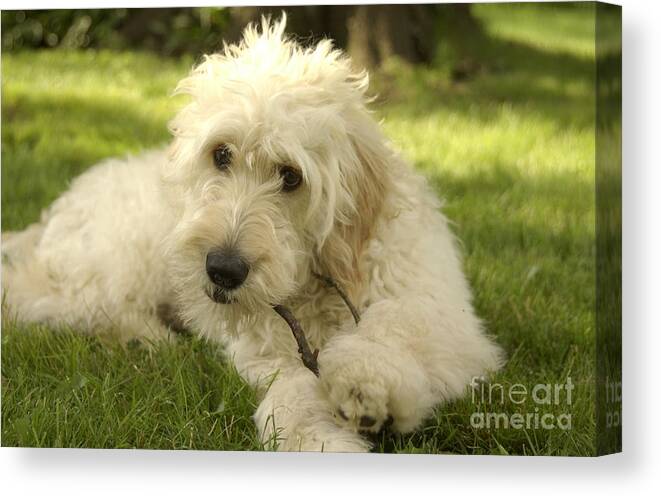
xmin=346 ymin=5 xmax=437 ymax=68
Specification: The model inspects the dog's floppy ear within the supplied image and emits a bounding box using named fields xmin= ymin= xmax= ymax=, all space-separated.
xmin=318 ymin=121 xmax=391 ymax=301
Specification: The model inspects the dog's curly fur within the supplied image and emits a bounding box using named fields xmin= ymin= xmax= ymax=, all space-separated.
xmin=1 ymin=18 xmax=503 ymax=452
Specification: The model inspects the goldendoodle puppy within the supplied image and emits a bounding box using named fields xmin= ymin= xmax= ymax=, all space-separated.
xmin=1 ymin=18 xmax=503 ymax=452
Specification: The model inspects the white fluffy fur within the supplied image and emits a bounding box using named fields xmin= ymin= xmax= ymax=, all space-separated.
xmin=1 ymin=18 xmax=503 ymax=452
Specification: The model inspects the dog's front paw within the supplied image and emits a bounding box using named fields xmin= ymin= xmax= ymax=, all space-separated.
xmin=319 ymin=334 xmax=430 ymax=434
xmin=319 ymin=337 xmax=393 ymax=434
xmin=326 ymin=375 xmax=393 ymax=434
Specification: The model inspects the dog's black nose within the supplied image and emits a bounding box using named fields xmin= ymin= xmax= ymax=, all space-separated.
xmin=205 ymin=251 xmax=250 ymax=290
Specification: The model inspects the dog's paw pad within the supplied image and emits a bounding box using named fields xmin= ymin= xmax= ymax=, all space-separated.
xmin=359 ymin=415 xmax=377 ymax=428
xmin=327 ymin=382 xmax=390 ymax=434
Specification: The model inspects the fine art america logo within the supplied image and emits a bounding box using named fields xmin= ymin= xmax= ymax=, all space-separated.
xmin=470 ymin=377 xmax=574 ymax=430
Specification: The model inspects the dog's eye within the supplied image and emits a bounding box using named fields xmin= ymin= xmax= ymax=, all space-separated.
xmin=213 ymin=144 xmax=232 ymax=170
xmin=279 ymin=166 xmax=302 ymax=192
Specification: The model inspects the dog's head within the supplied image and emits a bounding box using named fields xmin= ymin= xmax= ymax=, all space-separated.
xmin=163 ymin=17 xmax=392 ymax=332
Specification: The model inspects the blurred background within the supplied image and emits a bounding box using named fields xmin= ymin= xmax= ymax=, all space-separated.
xmin=1 ymin=4 xmax=621 ymax=454
xmin=3 ymin=5 xmax=495 ymax=69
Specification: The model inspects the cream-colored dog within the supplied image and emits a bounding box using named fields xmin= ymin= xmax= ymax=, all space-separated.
xmin=1 ymin=18 xmax=503 ymax=452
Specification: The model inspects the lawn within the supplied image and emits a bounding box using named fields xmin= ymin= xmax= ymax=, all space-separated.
xmin=2 ymin=3 xmax=598 ymax=454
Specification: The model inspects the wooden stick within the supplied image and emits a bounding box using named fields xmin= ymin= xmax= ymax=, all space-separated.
xmin=272 ymin=273 xmax=360 ymax=376
xmin=312 ymin=272 xmax=361 ymax=324
xmin=273 ymin=304 xmax=320 ymax=377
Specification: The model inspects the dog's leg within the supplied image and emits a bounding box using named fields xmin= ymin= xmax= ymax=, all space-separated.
xmin=2 ymin=222 xmax=172 ymax=342
xmin=2 ymin=222 xmax=54 ymax=322
xmin=255 ymin=367 xmax=372 ymax=452
xmin=318 ymin=295 xmax=503 ymax=434
xmin=230 ymin=339 xmax=371 ymax=452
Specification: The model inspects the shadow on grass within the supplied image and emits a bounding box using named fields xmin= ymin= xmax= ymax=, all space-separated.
xmin=2 ymin=90 xmax=170 ymax=151
xmin=375 ymin=18 xmax=596 ymax=130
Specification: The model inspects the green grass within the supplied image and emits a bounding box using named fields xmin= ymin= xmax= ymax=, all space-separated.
xmin=2 ymin=4 xmax=599 ymax=454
